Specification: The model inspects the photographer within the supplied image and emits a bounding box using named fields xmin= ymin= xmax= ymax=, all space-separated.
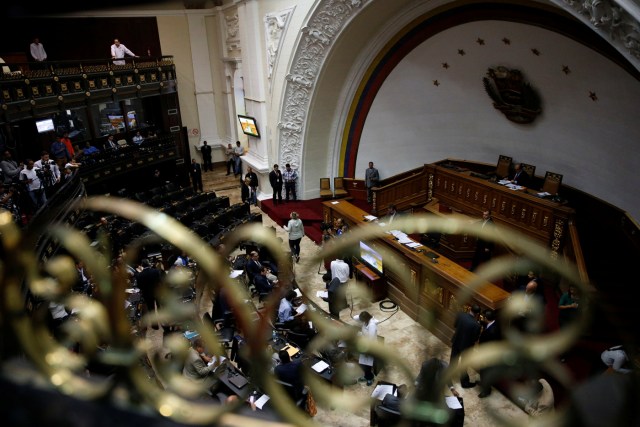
xmin=34 ymin=151 xmax=60 ymax=195
xmin=19 ymin=159 xmax=47 ymax=210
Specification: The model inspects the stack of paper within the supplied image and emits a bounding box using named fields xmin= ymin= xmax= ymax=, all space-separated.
xmin=254 ymin=394 xmax=270 ymax=409
xmin=311 ymin=360 xmax=329 ymax=373
xmin=364 ymin=215 xmax=378 ymax=221
xmin=371 ymin=384 xmax=395 ymax=400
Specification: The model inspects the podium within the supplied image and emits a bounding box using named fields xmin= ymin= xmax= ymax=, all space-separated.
xmin=354 ymin=261 xmax=387 ymax=302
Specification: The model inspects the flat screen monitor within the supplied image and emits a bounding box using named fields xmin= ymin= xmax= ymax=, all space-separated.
xmin=127 ymin=111 xmax=137 ymax=129
xmin=108 ymin=114 xmax=125 ymax=130
xmin=360 ymin=241 xmax=383 ymax=275
xmin=35 ymin=118 xmax=55 ymax=133
xmin=238 ymin=114 xmax=260 ymax=138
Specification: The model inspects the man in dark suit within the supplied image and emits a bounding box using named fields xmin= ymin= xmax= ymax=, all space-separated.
xmin=136 ymin=258 xmax=163 ymax=329
xmin=471 ymin=210 xmax=495 ymax=271
xmin=478 ymin=309 xmax=501 ymax=398
xmin=269 ymin=164 xmax=283 ymax=205
xmin=189 ymin=158 xmax=203 ymax=192
xmin=450 ymin=305 xmax=481 ymax=388
xmin=274 ymin=349 xmax=304 ymax=402
xmin=253 ymin=266 xmax=275 ymax=295
xmin=201 ymin=140 xmax=212 ymax=172
xmin=509 ymin=163 xmax=530 ymax=187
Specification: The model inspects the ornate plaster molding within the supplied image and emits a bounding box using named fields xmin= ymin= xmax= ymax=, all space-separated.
xmin=278 ymin=0 xmax=370 ymax=170
xmin=555 ymin=0 xmax=640 ymax=63
xmin=265 ymin=7 xmax=295 ymax=82
xmin=225 ymin=12 xmax=240 ymax=53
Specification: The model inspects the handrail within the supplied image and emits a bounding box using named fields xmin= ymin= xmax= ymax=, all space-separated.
xmin=566 ymin=219 xmax=590 ymax=284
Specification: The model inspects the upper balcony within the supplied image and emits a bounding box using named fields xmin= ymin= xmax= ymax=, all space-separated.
xmin=0 ymin=56 xmax=177 ymax=123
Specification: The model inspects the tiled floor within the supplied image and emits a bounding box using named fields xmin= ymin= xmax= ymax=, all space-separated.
xmin=147 ymin=165 xmax=527 ymax=426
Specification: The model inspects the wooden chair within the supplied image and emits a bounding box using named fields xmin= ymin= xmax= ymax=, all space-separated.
xmin=542 ymin=171 xmax=563 ymax=195
xmin=333 ymin=177 xmax=348 ymax=199
xmin=495 ymin=155 xmax=512 ymax=179
xmin=521 ymin=163 xmax=536 ymax=180
xmin=319 ymin=177 xmax=333 ymax=199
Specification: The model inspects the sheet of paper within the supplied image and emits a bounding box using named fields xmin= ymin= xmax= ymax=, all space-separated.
xmin=537 ymin=191 xmax=551 ymax=197
xmin=364 ymin=215 xmax=378 ymax=221
xmin=311 ymin=360 xmax=329 ymax=373
xmin=229 ymin=270 xmax=244 ymax=278
xmin=294 ymin=288 xmax=302 ymax=298
xmin=371 ymin=384 xmax=395 ymax=400
xmin=498 ymin=179 xmax=511 ymax=185
xmin=445 ymin=396 xmax=462 ymax=409
xmin=316 ymin=290 xmax=328 ymax=298
xmin=331 ymin=201 xmax=340 ymax=205
xmin=296 ymin=303 xmax=307 ymax=314
xmin=255 ymin=394 xmax=270 ymax=409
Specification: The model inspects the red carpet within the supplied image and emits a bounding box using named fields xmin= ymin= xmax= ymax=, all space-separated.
xmin=260 ymin=198 xmax=326 ymax=244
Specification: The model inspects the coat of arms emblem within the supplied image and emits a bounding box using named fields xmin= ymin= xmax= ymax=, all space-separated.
xmin=482 ymin=66 xmax=542 ymax=124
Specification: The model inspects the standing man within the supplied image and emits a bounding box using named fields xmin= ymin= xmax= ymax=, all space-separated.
xmin=111 ymin=38 xmax=137 ymax=65
xmin=201 ymin=141 xmax=212 ymax=172
xmin=136 ymin=258 xmax=163 ymax=329
xmin=245 ymin=167 xmax=258 ymax=206
xmin=233 ymin=141 xmax=244 ymax=177
xmin=224 ymin=143 xmax=234 ymax=176
xmin=269 ymin=164 xmax=283 ymax=205
xmin=478 ymin=309 xmax=501 ymax=398
xmin=29 ymin=37 xmax=47 ymax=67
xmin=449 ymin=304 xmax=481 ymax=388
xmin=365 ymin=161 xmax=380 ymax=204
xmin=20 ymin=159 xmax=47 ymax=209
xmin=1 ymin=150 xmax=21 ymax=184
xmin=190 ymin=158 xmax=203 ymax=193
xmin=283 ymin=163 xmax=298 ymax=202
xmin=471 ymin=210 xmax=495 ymax=271
xmin=51 ymin=135 xmax=71 ymax=168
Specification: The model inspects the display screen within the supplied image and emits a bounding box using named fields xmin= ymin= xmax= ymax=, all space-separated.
xmin=108 ymin=114 xmax=125 ymax=130
xmin=35 ymin=118 xmax=55 ymax=133
xmin=127 ymin=111 xmax=137 ymax=129
xmin=360 ymin=241 xmax=383 ymax=275
xmin=238 ymin=114 xmax=260 ymax=138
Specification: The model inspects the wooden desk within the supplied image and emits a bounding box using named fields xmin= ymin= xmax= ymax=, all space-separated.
xmin=427 ymin=161 xmax=575 ymax=255
xmin=353 ymin=261 xmax=387 ymax=302
xmin=322 ymin=200 xmax=510 ymax=342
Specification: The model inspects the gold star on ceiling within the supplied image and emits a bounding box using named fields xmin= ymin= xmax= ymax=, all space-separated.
xmin=589 ymin=91 xmax=598 ymax=101
xmin=433 ymin=80 xmax=440 ymax=86
xmin=531 ymin=48 xmax=541 ymax=56
xmin=502 ymin=38 xmax=511 ymax=45
xmin=476 ymin=38 xmax=485 ymax=45
xmin=457 ymin=49 xmax=465 ymax=56
xmin=562 ymin=65 xmax=571 ymax=75
xmin=442 ymin=62 xmax=449 ymax=69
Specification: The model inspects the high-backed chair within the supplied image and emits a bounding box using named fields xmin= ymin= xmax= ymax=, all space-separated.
xmin=495 ymin=155 xmax=512 ymax=179
xmin=521 ymin=163 xmax=536 ymax=180
xmin=542 ymin=171 xmax=563 ymax=195
xmin=319 ymin=178 xmax=333 ymax=199
xmin=333 ymin=177 xmax=348 ymax=199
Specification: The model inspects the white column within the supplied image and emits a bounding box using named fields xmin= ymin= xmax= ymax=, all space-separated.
xmin=187 ymin=13 xmax=221 ymax=152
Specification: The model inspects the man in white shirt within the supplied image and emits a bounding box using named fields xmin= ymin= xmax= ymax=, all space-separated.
xmin=20 ymin=159 xmax=47 ymax=208
xmin=111 ymin=38 xmax=137 ymax=65
xmin=30 ymin=37 xmax=47 ymax=62
xmin=232 ymin=140 xmax=244 ymax=176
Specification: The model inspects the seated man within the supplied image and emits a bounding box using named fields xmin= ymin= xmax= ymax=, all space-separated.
xmin=182 ymin=337 xmax=225 ymax=395
xmin=509 ymin=163 xmax=530 ymax=187
xmin=253 ymin=266 xmax=276 ymax=295
xmin=278 ymin=289 xmax=302 ymax=326
xmin=373 ymin=384 xmax=408 ymax=427
xmin=274 ymin=349 xmax=305 ymax=402
xmin=246 ymin=251 xmax=278 ymax=284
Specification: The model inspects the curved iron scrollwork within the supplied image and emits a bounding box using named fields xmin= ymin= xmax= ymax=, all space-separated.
xmin=0 ymin=196 xmax=634 ymax=426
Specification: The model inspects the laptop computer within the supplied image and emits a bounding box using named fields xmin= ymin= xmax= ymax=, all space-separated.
xmin=228 ymin=374 xmax=248 ymax=389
